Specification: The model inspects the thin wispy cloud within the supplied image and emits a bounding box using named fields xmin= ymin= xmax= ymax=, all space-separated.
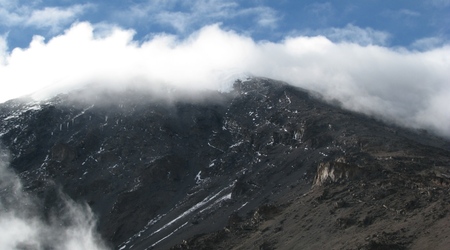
xmin=382 ymin=8 xmax=422 ymax=24
xmin=25 ymin=5 xmax=93 ymax=32
xmin=0 ymin=2 xmax=93 ymax=33
xmin=116 ymin=0 xmax=280 ymax=33
xmin=240 ymin=6 xmax=279 ymax=29
xmin=304 ymin=2 xmax=334 ymax=26
xmin=429 ymin=0 xmax=450 ymax=7
xmin=398 ymin=9 xmax=421 ymax=17
xmin=298 ymin=24 xmax=390 ymax=46
xmin=411 ymin=36 xmax=447 ymax=50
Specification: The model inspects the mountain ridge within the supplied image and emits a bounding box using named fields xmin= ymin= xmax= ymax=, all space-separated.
xmin=1 ymin=77 xmax=449 ymax=249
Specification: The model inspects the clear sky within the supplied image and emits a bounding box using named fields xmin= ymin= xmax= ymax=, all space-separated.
xmin=0 ymin=0 xmax=449 ymax=137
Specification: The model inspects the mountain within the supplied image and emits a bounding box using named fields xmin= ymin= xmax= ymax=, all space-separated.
xmin=1 ymin=78 xmax=450 ymax=250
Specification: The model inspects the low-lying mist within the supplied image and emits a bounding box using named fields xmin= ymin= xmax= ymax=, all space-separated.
xmin=0 ymin=22 xmax=449 ymax=137
xmin=0 ymin=148 xmax=109 ymax=250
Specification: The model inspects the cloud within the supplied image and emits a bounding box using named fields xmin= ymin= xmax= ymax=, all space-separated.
xmin=0 ymin=34 xmax=7 ymax=64
xmin=118 ymin=0 xmax=280 ymax=33
xmin=300 ymin=24 xmax=390 ymax=46
xmin=382 ymin=8 xmax=421 ymax=19
xmin=304 ymin=2 xmax=334 ymax=26
xmin=0 ymin=3 xmax=92 ymax=33
xmin=0 ymin=148 xmax=109 ymax=250
xmin=155 ymin=11 xmax=192 ymax=33
xmin=0 ymin=5 xmax=23 ymax=26
xmin=398 ymin=9 xmax=421 ymax=17
xmin=308 ymin=2 xmax=333 ymax=15
xmin=0 ymin=22 xmax=449 ymax=137
xmin=411 ymin=36 xmax=447 ymax=50
xmin=429 ymin=0 xmax=450 ymax=7
xmin=240 ymin=6 xmax=279 ymax=29
xmin=381 ymin=8 xmax=422 ymax=28
xmin=24 ymin=4 xmax=93 ymax=32
xmin=0 ymin=0 xmax=17 ymax=8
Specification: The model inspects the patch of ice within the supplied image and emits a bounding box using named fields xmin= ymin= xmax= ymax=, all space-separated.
xmin=319 ymin=152 xmax=328 ymax=157
xmin=149 ymin=182 xmax=235 ymax=238
xmin=71 ymin=105 xmax=94 ymax=121
xmin=97 ymin=146 xmax=105 ymax=154
xmin=4 ymin=115 xmax=18 ymax=121
xmin=208 ymin=142 xmax=224 ymax=153
xmin=151 ymin=222 xmax=189 ymax=248
xmin=237 ymin=202 xmax=249 ymax=211
xmin=199 ymin=193 xmax=232 ymax=214
xmin=284 ymin=91 xmax=292 ymax=104
xmin=195 ymin=171 xmax=202 ymax=184
xmin=229 ymin=141 xmax=244 ymax=148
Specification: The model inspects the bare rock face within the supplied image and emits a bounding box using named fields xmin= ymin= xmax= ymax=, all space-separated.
xmin=314 ymin=159 xmax=362 ymax=186
xmin=51 ymin=142 xmax=76 ymax=163
xmin=1 ymin=77 xmax=450 ymax=250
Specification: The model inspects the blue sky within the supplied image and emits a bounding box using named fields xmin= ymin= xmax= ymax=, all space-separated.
xmin=0 ymin=0 xmax=449 ymax=137
xmin=1 ymin=0 xmax=449 ymax=49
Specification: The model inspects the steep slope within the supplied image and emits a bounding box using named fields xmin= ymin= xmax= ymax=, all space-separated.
xmin=1 ymin=78 xmax=449 ymax=250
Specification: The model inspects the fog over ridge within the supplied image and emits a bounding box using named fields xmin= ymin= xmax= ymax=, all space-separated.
xmin=0 ymin=148 xmax=109 ymax=250
xmin=0 ymin=22 xmax=449 ymax=137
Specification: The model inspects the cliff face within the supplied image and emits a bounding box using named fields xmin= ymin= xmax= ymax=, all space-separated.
xmin=1 ymin=78 xmax=450 ymax=250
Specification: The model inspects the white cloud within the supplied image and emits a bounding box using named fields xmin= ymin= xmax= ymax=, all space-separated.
xmin=25 ymin=4 xmax=93 ymax=32
xmin=0 ymin=34 xmax=7 ymax=65
xmin=0 ymin=0 xmax=18 ymax=9
xmin=0 ymin=3 xmax=92 ymax=33
xmin=191 ymin=0 xmax=239 ymax=17
xmin=119 ymin=0 xmax=280 ymax=32
xmin=398 ymin=9 xmax=421 ymax=17
xmin=0 ymin=22 xmax=449 ymax=137
xmin=411 ymin=36 xmax=447 ymax=50
xmin=239 ymin=6 xmax=279 ymax=29
xmin=0 ymin=6 xmax=23 ymax=26
xmin=0 ymin=149 xmax=108 ymax=250
xmin=155 ymin=11 xmax=191 ymax=33
xmin=301 ymin=24 xmax=390 ymax=46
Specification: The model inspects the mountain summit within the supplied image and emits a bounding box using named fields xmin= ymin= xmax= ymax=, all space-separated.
xmin=1 ymin=78 xmax=449 ymax=250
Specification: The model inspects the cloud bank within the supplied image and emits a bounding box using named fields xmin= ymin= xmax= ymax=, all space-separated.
xmin=0 ymin=148 xmax=108 ymax=250
xmin=0 ymin=22 xmax=449 ymax=137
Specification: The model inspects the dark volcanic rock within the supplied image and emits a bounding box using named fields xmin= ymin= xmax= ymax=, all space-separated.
xmin=1 ymin=77 xmax=450 ymax=250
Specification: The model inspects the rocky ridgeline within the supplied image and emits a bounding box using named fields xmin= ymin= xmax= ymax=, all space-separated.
xmin=1 ymin=78 xmax=450 ymax=250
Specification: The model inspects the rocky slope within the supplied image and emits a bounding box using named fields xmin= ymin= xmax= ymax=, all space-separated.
xmin=1 ymin=78 xmax=449 ymax=249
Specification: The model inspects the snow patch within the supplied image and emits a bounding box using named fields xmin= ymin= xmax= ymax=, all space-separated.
xmin=148 ymin=182 xmax=235 ymax=240
xmin=195 ymin=171 xmax=203 ymax=184
xmin=150 ymin=222 xmax=189 ymax=248
xmin=229 ymin=141 xmax=244 ymax=148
